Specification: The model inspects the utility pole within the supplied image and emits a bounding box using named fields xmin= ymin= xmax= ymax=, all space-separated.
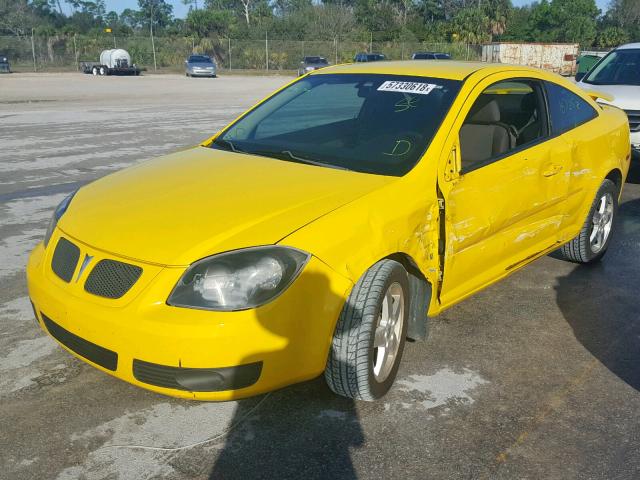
xmin=31 ymin=28 xmax=36 ymax=72
xmin=150 ymin=0 xmax=157 ymax=71
xmin=265 ymin=31 xmax=269 ymax=72
xmin=369 ymin=32 xmax=373 ymax=53
xmin=73 ymin=34 xmax=78 ymax=70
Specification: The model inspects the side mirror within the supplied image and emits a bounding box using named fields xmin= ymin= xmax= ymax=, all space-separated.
xmin=575 ymin=72 xmax=585 ymax=82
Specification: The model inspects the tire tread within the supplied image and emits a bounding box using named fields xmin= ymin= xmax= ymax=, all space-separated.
xmin=325 ymin=260 xmax=403 ymax=401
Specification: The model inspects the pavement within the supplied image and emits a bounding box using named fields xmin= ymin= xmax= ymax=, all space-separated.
xmin=1 ymin=73 xmax=639 ymax=480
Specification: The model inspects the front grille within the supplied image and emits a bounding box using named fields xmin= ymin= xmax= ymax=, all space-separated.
xmin=51 ymin=237 xmax=80 ymax=282
xmin=84 ymin=259 xmax=142 ymax=299
xmin=42 ymin=313 xmax=118 ymax=371
xmin=625 ymin=110 xmax=640 ymax=132
xmin=133 ymin=359 xmax=263 ymax=392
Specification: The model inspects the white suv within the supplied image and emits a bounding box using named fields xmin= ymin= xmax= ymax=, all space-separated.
xmin=576 ymin=43 xmax=640 ymax=157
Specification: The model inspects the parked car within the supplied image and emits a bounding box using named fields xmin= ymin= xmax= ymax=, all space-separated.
xmin=576 ymin=43 xmax=640 ymax=157
xmin=412 ymin=52 xmax=452 ymax=60
xmin=298 ymin=56 xmax=329 ymax=76
xmin=354 ymin=52 xmax=386 ymax=62
xmin=185 ymin=54 xmax=217 ymax=77
xmin=28 ymin=61 xmax=630 ymax=402
xmin=0 ymin=53 xmax=11 ymax=73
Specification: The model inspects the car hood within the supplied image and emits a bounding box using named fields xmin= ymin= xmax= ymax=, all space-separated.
xmin=58 ymin=147 xmax=392 ymax=266
xmin=577 ymin=82 xmax=640 ymax=110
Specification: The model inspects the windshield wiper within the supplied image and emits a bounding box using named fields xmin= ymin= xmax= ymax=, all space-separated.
xmin=281 ymin=150 xmax=351 ymax=170
xmin=248 ymin=148 xmax=351 ymax=171
xmin=212 ymin=138 xmax=244 ymax=153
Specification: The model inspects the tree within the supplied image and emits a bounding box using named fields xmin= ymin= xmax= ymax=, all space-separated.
xmin=452 ymin=7 xmax=491 ymax=43
xmin=0 ymin=0 xmax=37 ymax=36
xmin=186 ymin=8 xmax=234 ymax=36
xmin=137 ymin=0 xmax=174 ymax=31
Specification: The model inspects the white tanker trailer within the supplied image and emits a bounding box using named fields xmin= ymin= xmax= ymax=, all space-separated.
xmin=80 ymin=49 xmax=142 ymax=76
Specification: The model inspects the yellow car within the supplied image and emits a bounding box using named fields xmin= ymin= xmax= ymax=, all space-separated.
xmin=27 ymin=61 xmax=631 ymax=401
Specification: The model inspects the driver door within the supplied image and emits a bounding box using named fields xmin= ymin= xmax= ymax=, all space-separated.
xmin=437 ymin=74 xmax=571 ymax=307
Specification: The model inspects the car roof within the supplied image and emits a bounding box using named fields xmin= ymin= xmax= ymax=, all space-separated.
xmin=312 ymin=60 xmax=543 ymax=81
xmin=616 ymin=43 xmax=640 ymax=50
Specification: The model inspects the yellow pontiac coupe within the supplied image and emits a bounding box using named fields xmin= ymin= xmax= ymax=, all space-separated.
xmin=27 ymin=62 xmax=631 ymax=401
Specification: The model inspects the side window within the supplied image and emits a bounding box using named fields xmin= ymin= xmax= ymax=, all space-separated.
xmin=545 ymin=81 xmax=598 ymax=135
xmin=459 ymin=79 xmax=547 ymax=173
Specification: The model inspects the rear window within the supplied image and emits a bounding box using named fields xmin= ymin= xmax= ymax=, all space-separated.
xmin=545 ymin=82 xmax=598 ymax=135
xmin=212 ymin=74 xmax=461 ymax=176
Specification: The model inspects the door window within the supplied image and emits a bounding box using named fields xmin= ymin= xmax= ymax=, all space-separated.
xmin=459 ymin=79 xmax=547 ymax=172
xmin=545 ymin=81 xmax=598 ymax=135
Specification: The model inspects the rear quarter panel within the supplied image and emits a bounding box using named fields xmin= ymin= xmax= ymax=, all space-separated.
xmin=560 ymin=103 xmax=630 ymax=242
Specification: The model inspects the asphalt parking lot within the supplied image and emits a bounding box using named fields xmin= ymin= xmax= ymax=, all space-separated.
xmin=1 ymin=72 xmax=639 ymax=480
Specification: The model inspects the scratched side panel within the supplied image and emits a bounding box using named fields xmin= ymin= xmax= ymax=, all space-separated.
xmin=279 ymin=173 xmax=441 ymax=307
xmin=559 ymin=106 xmax=631 ymax=242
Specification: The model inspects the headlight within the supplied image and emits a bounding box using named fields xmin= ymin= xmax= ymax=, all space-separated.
xmin=44 ymin=190 xmax=77 ymax=247
xmin=167 ymin=246 xmax=310 ymax=311
xmin=305 ymin=66 xmax=314 ymax=71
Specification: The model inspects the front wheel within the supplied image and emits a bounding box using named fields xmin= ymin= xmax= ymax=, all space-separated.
xmin=558 ymin=179 xmax=618 ymax=263
xmin=325 ymin=259 xmax=409 ymax=401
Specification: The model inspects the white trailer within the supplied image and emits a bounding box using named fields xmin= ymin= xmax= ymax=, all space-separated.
xmin=80 ymin=49 xmax=141 ymax=76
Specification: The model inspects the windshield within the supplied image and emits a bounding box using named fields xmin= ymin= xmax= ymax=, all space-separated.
xmin=189 ymin=56 xmax=212 ymax=63
xmin=304 ymin=57 xmax=327 ymax=64
xmin=583 ymin=49 xmax=640 ymax=86
xmin=211 ymin=74 xmax=461 ymax=176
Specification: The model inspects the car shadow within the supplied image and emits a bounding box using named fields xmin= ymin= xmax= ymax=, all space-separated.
xmin=208 ymin=272 xmax=364 ymax=480
xmin=554 ymin=198 xmax=640 ymax=392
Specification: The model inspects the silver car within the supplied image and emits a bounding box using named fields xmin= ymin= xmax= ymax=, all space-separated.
xmin=185 ymin=55 xmax=217 ymax=78
xmin=297 ymin=56 xmax=329 ymax=76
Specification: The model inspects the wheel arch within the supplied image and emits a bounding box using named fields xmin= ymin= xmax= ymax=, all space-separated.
xmin=605 ymin=168 xmax=623 ymax=197
xmin=384 ymin=252 xmax=432 ymax=342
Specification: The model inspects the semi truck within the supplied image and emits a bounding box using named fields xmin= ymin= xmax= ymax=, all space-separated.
xmin=80 ymin=49 xmax=141 ymax=76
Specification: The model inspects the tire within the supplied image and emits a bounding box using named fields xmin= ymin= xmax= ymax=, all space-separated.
xmin=99 ymin=66 xmax=107 ymax=76
xmin=92 ymin=66 xmax=98 ymax=76
xmin=325 ymin=259 xmax=409 ymax=401
xmin=558 ymin=179 xmax=618 ymax=263
xmin=186 ymin=72 xmax=190 ymax=77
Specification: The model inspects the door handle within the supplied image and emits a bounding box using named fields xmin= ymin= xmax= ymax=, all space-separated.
xmin=543 ymin=164 xmax=563 ymax=177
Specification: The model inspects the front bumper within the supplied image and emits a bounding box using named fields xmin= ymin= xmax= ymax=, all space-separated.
xmin=27 ymin=232 xmax=351 ymax=400
xmin=188 ymin=69 xmax=216 ymax=77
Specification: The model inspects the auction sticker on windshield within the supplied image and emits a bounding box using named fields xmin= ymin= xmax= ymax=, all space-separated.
xmin=377 ymin=81 xmax=442 ymax=95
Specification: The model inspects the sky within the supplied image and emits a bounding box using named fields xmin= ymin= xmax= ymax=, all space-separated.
xmin=63 ymin=0 xmax=611 ymax=19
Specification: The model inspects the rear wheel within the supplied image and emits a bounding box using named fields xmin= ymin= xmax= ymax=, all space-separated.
xmin=99 ymin=66 xmax=107 ymax=76
xmin=91 ymin=66 xmax=98 ymax=76
xmin=325 ymin=259 xmax=409 ymax=401
xmin=558 ymin=179 xmax=618 ymax=263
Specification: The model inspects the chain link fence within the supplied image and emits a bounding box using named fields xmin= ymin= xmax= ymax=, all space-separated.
xmin=0 ymin=34 xmax=483 ymax=73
